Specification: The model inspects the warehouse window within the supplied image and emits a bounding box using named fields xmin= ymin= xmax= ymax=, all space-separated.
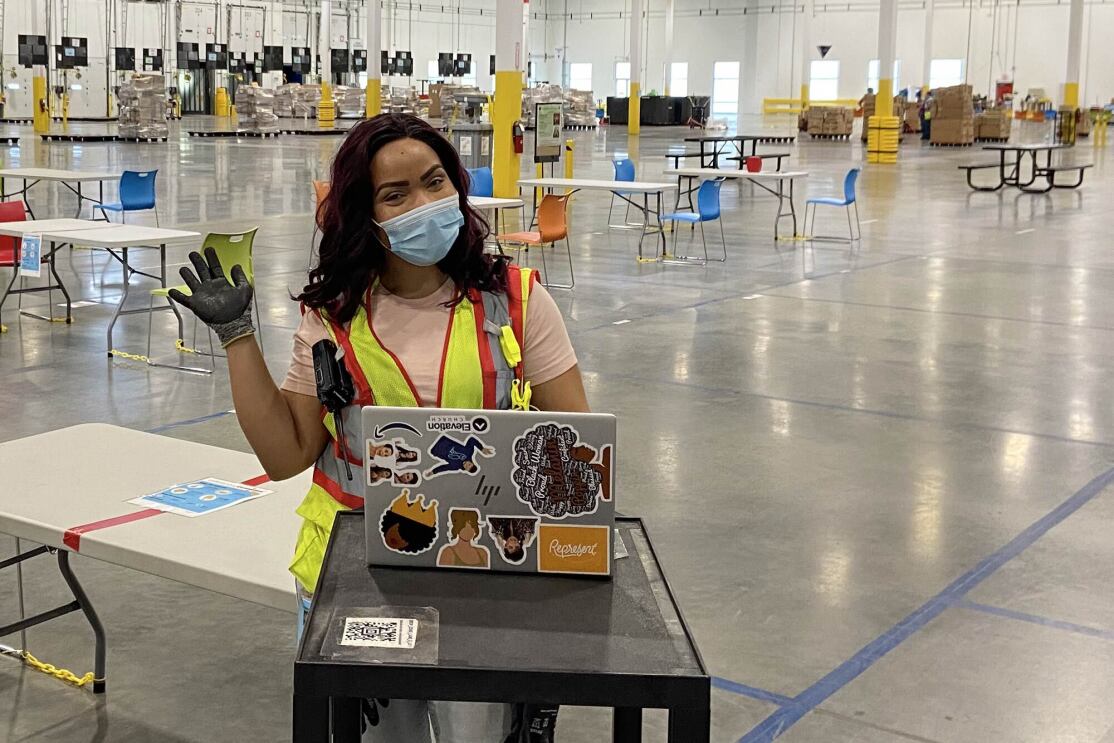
xmin=670 ymin=62 xmax=688 ymax=97
xmin=930 ymin=59 xmax=964 ymax=88
xmin=569 ymin=62 xmax=592 ymax=92
xmin=867 ymin=60 xmax=901 ymax=93
xmin=809 ymin=60 xmax=840 ymax=101
xmin=615 ymin=61 xmax=631 ymax=97
xmin=711 ymin=61 xmax=740 ymax=124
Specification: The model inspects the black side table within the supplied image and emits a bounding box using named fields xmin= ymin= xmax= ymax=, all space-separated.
xmin=294 ymin=513 xmax=710 ymax=742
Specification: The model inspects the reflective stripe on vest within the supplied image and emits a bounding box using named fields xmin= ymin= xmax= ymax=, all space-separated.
xmin=289 ymin=266 xmax=534 ymax=592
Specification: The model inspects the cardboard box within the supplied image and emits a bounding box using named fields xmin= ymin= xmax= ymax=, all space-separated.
xmin=930 ymin=118 xmax=974 ymax=144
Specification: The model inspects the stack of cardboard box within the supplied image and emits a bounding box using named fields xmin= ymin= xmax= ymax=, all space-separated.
xmin=904 ymin=101 xmax=921 ymax=132
xmin=974 ymin=108 xmax=1011 ymax=140
xmin=860 ymin=94 xmax=903 ymax=140
xmin=930 ymin=84 xmax=975 ymax=145
xmin=233 ymin=85 xmax=279 ymax=133
xmin=806 ymin=106 xmax=854 ymax=136
xmin=117 ymin=73 xmax=169 ymax=139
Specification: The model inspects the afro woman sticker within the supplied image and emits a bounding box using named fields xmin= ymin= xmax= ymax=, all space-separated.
xmin=379 ymin=490 xmax=439 ymax=555
xmin=511 ymin=423 xmax=611 ymax=519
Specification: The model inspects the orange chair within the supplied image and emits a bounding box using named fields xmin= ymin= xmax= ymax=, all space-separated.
xmin=497 ymin=194 xmax=574 ymax=289
xmin=310 ymin=180 xmax=330 ymax=268
xmin=0 ymin=200 xmax=27 ymax=328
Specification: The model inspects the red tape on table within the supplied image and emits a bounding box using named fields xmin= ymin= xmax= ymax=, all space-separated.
xmin=62 ymin=474 xmax=272 ymax=551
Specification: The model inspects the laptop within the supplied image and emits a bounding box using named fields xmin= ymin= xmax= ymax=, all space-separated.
xmin=362 ymin=406 xmax=616 ymax=577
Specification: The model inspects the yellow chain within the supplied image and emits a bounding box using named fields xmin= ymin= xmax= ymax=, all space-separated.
xmin=175 ymin=339 xmax=203 ymax=355
xmin=109 ymin=349 xmax=150 ymax=363
xmin=22 ymin=651 xmax=96 ymax=688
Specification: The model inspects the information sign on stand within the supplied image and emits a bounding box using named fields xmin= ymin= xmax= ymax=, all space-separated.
xmin=19 ymin=234 xmax=42 ymax=278
xmin=534 ymin=102 xmax=563 ymax=164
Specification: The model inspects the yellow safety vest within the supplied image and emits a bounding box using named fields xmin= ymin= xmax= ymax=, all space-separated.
xmin=289 ymin=266 xmax=536 ymax=592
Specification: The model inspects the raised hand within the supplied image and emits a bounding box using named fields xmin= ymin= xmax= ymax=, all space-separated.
xmin=168 ymin=247 xmax=256 ymax=347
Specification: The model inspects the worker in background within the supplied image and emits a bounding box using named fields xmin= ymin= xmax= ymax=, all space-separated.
xmin=858 ymin=87 xmax=875 ymax=111
xmin=920 ymin=90 xmax=936 ymax=141
xmin=168 ymin=113 xmax=586 ymax=741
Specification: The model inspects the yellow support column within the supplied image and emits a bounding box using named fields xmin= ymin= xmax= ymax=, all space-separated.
xmin=318 ymin=82 xmax=336 ymax=128
xmin=629 ymin=82 xmax=641 ymax=136
xmin=366 ymin=78 xmax=381 ymax=117
xmin=800 ymin=83 xmax=809 ymax=111
xmin=32 ymin=75 xmax=49 ymax=134
xmin=492 ymin=70 xmax=523 ymax=198
xmin=867 ymin=78 xmax=900 ymax=164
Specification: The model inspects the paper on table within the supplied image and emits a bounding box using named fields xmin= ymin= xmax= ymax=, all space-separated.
xmin=19 ymin=234 xmax=42 ymax=278
xmin=128 ymin=477 xmax=272 ymax=517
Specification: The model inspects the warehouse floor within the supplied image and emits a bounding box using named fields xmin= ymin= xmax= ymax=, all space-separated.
xmin=2 ymin=115 xmax=1114 ymax=743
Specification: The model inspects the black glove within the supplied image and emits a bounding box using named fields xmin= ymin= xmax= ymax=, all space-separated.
xmin=168 ymin=247 xmax=255 ymax=348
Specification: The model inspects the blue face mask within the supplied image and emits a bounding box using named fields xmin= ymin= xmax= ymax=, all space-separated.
xmin=378 ymin=195 xmax=464 ymax=267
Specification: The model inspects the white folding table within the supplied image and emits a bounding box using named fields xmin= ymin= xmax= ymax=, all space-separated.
xmin=0 ymin=218 xmax=115 ymax=325
xmin=0 ymin=167 xmax=122 ymax=219
xmin=666 ymin=167 xmax=809 ymax=241
xmin=39 ymin=225 xmax=201 ymax=356
xmin=0 ymin=423 xmax=311 ymax=693
xmin=517 ymin=177 xmax=677 ymax=261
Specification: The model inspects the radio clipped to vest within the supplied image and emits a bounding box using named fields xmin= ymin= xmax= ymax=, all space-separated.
xmin=312 ymin=339 xmax=356 ymax=481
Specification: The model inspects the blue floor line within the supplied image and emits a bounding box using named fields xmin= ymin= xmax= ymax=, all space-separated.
xmin=711 ymin=676 xmax=796 ymax=708
xmin=145 ymin=409 xmax=234 ymax=434
xmin=737 ymin=463 xmax=1114 ymax=743
xmin=952 ymin=599 xmax=1114 ymax=642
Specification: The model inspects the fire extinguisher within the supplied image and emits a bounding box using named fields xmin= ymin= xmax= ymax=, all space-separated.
xmin=512 ymin=121 xmax=524 ymax=154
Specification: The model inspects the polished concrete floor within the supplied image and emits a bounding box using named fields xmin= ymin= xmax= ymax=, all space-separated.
xmin=2 ymin=114 xmax=1114 ymax=742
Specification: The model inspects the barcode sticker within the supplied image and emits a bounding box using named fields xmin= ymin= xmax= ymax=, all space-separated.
xmin=340 ymin=617 xmax=419 ymax=648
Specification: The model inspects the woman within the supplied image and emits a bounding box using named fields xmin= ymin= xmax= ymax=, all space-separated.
xmin=436 ymin=509 xmax=490 ymax=569
xmin=169 ymin=113 xmax=587 ymax=741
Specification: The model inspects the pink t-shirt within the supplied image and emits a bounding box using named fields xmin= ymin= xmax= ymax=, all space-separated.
xmin=281 ymin=278 xmax=577 ymax=403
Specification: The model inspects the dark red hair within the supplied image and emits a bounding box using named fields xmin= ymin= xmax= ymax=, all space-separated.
xmin=296 ymin=113 xmax=506 ymax=324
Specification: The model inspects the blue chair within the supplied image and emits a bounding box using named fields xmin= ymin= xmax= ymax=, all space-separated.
xmin=660 ymin=178 xmax=727 ymax=264
xmin=466 ymin=166 xmax=494 ymax=197
xmin=94 ymin=169 xmax=159 ymax=225
xmin=804 ymin=167 xmax=861 ymax=242
xmin=608 ymin=158 xmax=636 ymax=227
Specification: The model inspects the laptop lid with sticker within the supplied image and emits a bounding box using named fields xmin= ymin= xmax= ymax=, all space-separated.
xmin=362 ymin=407 xmax=616 ymax=577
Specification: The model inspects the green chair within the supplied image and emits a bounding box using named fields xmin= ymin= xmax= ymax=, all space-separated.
xmin=146 ymin=228 xmax=263 ymax=373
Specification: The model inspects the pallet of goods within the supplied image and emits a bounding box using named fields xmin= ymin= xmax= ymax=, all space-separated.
xmin=974 ymin=108 xmax=1011 ymax=142
xmin=804 ymin=106 xmax=853 ymax=139
xmin=234 ymin=85 xmax=279 ymax=133
xmin=930 ymin=84 xmax=975 ymax=146
xmin=117 ymin=72 xmax=169 ymax=140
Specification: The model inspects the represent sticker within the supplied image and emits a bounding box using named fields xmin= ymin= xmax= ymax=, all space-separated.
xmin=423 ymin=433 xmax=495 ymax=479
xmin=511 ymin=423 xmax=611 ymax=518
xmin=340 ymin=616 xmax=419 ymax=649
xmin=379 ymin=490 xmax=439 ymax=555
xmin=436 ymin=508 xmax=491 ymax=570
xmin=486 ymin=516 xmax=539 ymax=566
xmin=538 ymin=524 xmax=611 ymax=575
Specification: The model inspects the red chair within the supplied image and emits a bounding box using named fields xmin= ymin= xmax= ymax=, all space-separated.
xmin=0 ymin=200 xmax=27 ymax=328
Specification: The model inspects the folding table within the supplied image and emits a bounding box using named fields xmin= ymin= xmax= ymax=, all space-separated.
xmin=667 ymin=167 xmax=809 ymax=241
xmin=0 ymin=167 xmax=122 ymax=219
xmin=517 ymin=177 xmax=677 ymax=261
xmin=0 ymin=423 xmax=310 ymax=693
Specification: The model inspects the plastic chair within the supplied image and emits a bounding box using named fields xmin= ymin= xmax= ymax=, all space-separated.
xmin=0 ymin=200 xmax=26 ymax=327
xmin=804 ymin=168 xmax=861 ymax=242
xmin=146 ymin=228 xmax=263 ymax=372
xmin=94 ymin=170 xmax=159 ymax=225
xmin=466 ymin=167 xmax=494 ymax=198
xmin=497 ymin=194 xmax=574 ymax=289
xmin=659 ymin=179 xmax=727 ymax=264
xmin=308 ymin=180 xmax=331 ymax=269
xmin=608 ymin=158 xmax=636 ymax=228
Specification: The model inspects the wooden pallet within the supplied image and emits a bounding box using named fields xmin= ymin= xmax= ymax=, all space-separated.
xmin=808 ymin=133 xmax=851 ymax=140
xmin=117 ymin=136 xmax=169 ymax=143
xmin=0 ymin=137 xmax=20 ymax=146
xmin=758 ymin=135 xmax=796 ymax=143
xmin=280 ymin=128 xmax=348 ymax=136
xmin=563 ymin=124 xmax=597 ymax=131
xmin=975 ymin=136 xmax=1009 ymax=143
xmin=929 ymin=141 xmax=974 ymax=147
xmin=187 ymin=130 xmax=280 ymax=138
xmin=39 ymin=134 xmax=117 ymax=142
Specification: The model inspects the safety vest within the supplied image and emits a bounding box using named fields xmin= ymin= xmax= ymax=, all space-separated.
xmin=289 ymin=265 xmax=537 ymax=592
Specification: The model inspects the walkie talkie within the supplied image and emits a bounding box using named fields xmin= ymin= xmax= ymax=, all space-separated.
xmin=312 ymin=339 xmax=355 ymax=481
